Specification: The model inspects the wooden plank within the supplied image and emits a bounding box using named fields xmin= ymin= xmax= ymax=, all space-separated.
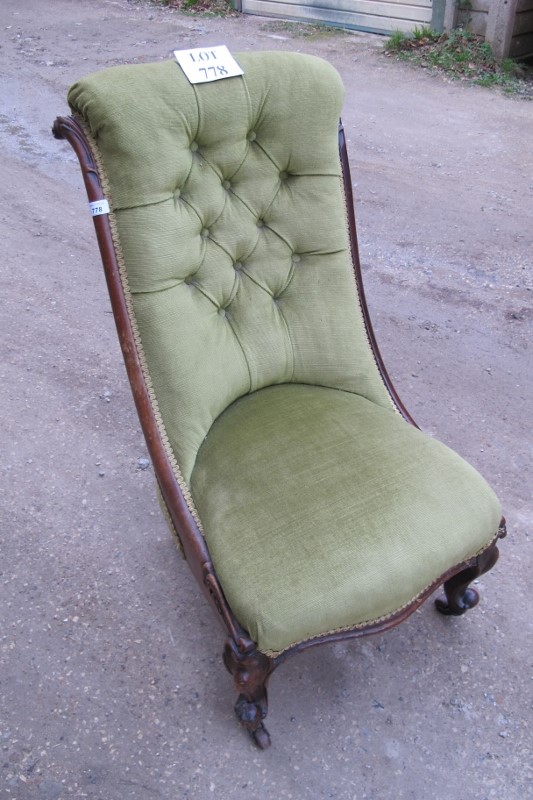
xmin=332 ymin=0 xmax=432 ymax=12
xmin=253 ymin=0 xmax=432 ymax=19
xmin=470 ymin=0 xmax=490 ymax=11
xmin=510 ymin=30 xmax=533 ymax=56
xmin=362 ymin=0 xmax=431 ymax=5
xmin=349 ymin=0 xmax=431 ymax=6
xmin=517 ymin=0 xmax=533 ymax=12
xmin=242 ymin=0 xmax=432 ymax=32
xmin=249 ymin=0 xmax=433 ymax=12
xmin=370 ymin=0 xmax=430 ymax=8
xmin=513 ymin=9 xmax=533 ymax=35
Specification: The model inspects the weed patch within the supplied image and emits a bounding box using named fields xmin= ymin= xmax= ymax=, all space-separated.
xmin=385 ymin=28 xmax=533 ymax=98
xmin=259 ymin=20 xmax=346 ymax=38
xmin=150 ymin=0 xmax=237 ymax=17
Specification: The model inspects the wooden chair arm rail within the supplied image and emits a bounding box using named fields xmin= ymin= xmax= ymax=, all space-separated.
xmin=53 ymin=114 xmax=225 ymax=606
xmin=338 ymin=120 xmax=417 ymax=427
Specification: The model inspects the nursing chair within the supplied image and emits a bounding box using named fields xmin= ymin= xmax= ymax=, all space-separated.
xmin=53 ymin=51 xmax=505 ymax=748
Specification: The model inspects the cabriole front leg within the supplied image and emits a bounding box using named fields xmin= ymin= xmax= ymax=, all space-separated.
xmin=223 ymin=638 xmax=275 ymax=749
xmin=435 ymin=531 xmax=504 ymax=616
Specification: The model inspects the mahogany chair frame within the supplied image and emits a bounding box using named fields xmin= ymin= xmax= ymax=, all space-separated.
xmin=53 ymin=115 xmax=506 ymax=749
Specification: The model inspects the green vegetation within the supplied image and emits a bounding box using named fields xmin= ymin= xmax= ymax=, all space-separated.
xmin=385 ymin=27 xmax=533 ymax=96
xmin=259 ymin=20 xmax=346 ymax=38
xmin=150 ymin=0 xmax=236 ymax=16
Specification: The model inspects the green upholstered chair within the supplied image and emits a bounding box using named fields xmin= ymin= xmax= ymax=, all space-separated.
xmin=54 ymin=51 xmax=505 ymax=748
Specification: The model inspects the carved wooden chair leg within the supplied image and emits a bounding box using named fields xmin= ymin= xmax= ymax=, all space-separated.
xmin=223 ymin=638 xmax=275 ymax=749
xmin=435 ymin=526 xmax=505 ymax=616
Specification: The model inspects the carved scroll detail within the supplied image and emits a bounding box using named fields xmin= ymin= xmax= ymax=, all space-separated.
xmin=223 ymin=638 xmax=275 ymax=749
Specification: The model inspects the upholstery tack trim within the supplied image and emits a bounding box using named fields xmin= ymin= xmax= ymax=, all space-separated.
xmin=260 ymin=527 xmax=502 ymax=658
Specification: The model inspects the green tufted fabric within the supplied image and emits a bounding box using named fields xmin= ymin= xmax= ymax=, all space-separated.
xmin=68 ymin=53 xmax=501 ymax=655
xmin=191 ymin=385 xmax=501 ymax=654
xmin=68 ymin=52 xmax=394 ymax=482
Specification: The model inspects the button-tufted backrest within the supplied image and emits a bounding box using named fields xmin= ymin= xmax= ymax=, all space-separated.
xmin=68 ymin=52 xmax=393 ymax=482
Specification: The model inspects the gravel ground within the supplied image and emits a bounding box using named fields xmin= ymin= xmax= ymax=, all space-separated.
xmin=1 ymin=1 xmax=531 ymax=798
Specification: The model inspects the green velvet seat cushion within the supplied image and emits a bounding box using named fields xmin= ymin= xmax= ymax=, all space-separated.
xmin=190 ymin=384 xmax=501 ymax=655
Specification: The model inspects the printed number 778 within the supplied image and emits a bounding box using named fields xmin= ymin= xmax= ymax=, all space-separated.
xmin=199 ymin=66 xmax=229 ymax=79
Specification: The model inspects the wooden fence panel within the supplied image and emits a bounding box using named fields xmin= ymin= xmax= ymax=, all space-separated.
xmin=241 ymin=0 xmax=433 ymax=35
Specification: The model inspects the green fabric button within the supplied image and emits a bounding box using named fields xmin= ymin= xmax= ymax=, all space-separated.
xmin=247 ymin=131 xmax=257 ymax=142
xmin=201 ymin=228 xmax=209 ymax=238
xmin=222 ymin=180 xmax=231 ymax=190
xmin=279 ymin=171 xmax=288 ymax=181
xmin=190 ymin=141 xmax=199 ymax=152
xmin=292 ymin=254 xmax=301 ymax=263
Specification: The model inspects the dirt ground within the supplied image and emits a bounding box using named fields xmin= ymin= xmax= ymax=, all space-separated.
xmin=1 ymin=1 xmax=532 ymax=798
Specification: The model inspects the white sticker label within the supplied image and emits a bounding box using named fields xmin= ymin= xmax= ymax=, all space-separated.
xmin=89 ymin=199 xmax=110 ymax=217
xmin=174 ymin=45 xmax=243 ymax=85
